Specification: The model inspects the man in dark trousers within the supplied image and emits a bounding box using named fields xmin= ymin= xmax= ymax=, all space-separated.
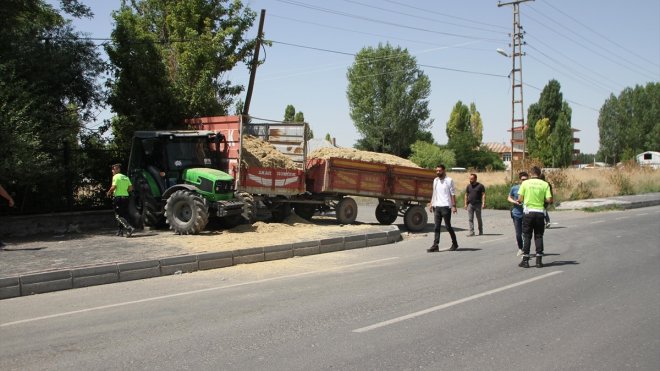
xmin=107 ymin=164 xmax=135 ymax=237
xmin=427 ymin=164 xmax=459 ymax=252
xmin=517 ymin=166 xmax=553 ymax=268
xmin=464 ymin=173 xmax=486 ymax=236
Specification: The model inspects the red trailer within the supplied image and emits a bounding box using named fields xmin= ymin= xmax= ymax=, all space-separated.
xmin=301 ymin=157 xmax=435 ymax=231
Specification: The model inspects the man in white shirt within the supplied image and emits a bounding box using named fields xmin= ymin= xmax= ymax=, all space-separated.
xmin=427 ymin=165 xmax=459 ymax=252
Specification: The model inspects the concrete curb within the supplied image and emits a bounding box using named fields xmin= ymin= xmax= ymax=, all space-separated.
xmin=556 ymin=196 xmax=660 ymax=211
xmin=0 ymin=226 xmax=401 ymax=300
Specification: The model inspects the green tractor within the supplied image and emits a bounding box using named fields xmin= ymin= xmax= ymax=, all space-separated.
xmin=127 ymin=130 xmax=246 ymax=234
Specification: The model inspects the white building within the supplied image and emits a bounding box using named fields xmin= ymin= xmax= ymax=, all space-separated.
xmin=636 ymin=151 xmax=660 ymax=169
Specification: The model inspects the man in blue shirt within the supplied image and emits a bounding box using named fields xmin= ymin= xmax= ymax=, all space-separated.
xmin=507 ymin=171 xmax=528 ymax=257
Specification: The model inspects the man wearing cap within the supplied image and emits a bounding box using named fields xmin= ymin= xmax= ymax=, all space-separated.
xmin=107 ymin=163 xmax=135 ymax=237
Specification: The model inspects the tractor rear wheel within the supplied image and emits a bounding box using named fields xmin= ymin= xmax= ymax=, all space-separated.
xmin=165 ymin=190 xmax=209 ymax=235
xmin=375 ymin=201 xmax=398 ymax=225
xmin=336 ymin=197 xmax=358 ymax=224
xmin=403 ymin=205 xmax=428 ymax=232
xmin=235 ymin=192 xmax=256 ymax=224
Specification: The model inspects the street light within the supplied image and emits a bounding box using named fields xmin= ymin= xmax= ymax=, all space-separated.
xmin=496 ymin=48 xmax=509 ymax=58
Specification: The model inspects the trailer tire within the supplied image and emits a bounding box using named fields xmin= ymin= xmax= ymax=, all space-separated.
xmin=165 ymin=190 xmax=209 ymax=235
xmin=403 ymin=205 xmax=428 ymax=232
xmin=294 ymin=203 xmax=316 ymax=221
xmin=375 ymin=201 xmax=398 ymax=225
xmin=336 ymin=197 xmax=358 ymax=224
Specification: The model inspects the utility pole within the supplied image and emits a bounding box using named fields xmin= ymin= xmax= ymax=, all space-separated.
xmin=243 ymin=9 xmax=266 ymax=118
xmin=498 ymin=0 xmax=532 ymax=179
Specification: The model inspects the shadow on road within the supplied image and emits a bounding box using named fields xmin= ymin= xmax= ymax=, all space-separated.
xmin=544 ymin=260 xmax=579 ymax=267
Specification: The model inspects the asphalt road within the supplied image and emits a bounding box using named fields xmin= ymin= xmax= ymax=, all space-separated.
xmin=1 ymin=206 xmax=659 ymax=370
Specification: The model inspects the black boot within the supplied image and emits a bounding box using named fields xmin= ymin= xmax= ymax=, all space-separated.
xmin=536 ymin=256 xmax=543 ymax=268
xmin=518 ymin=257 xmax=530 ymax=268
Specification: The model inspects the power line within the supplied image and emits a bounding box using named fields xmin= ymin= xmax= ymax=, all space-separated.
xmin=338 ymin=0 xmax=509 ymax=34
xmin=524 ymin=10 xmax=658 ymax=80
xmin=273 ymin=0 xmax=508 ymax=43
xmin=270 ymin=14 xmax=498 ymax=51
xmin=538 ymin=0 xmax=659 ymax=69
xmin=382 ymin=0 xmax=509 ymax=31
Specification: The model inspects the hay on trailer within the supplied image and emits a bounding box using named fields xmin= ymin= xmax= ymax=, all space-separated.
xmin=308 ymin=147 xmax=420 ymax=168
xmin=241 ymin=135 xmax=297 ymax=169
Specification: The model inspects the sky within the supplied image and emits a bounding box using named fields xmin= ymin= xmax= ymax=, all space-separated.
xmin=53 ymin=0 xmax=660 ymax=154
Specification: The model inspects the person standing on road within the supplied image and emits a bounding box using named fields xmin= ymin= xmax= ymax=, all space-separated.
xmin=0 ymin=184 xmax=15 ymax=249
xmin=539 ymin=172 xmax=552 ymax=228
xmin=107 ymin=164 xmax=135 ymax=237
xmin=507 ymin=171 xmax=528 ymax=256
xmin=517 ymin=166 xmax=553 ymax=268
xmin=464 ymin=173 xmax=486 ymax=236
xmin=427 ymin=164 xmax=459 ymax=252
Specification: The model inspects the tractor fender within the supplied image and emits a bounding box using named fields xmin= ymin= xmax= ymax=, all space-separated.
xmin=162 ymin=184 xmax=200 ymax=200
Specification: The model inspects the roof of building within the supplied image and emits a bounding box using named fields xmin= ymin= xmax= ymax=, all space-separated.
xmin=483 ymin=142 xmax=524 ymax=153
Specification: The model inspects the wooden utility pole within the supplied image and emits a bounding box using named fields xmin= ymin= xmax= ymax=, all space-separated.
xmin=498 ymin=0 xmax=532 ymax=179
xmin=242 ymin=9 xmax=266 ymax=117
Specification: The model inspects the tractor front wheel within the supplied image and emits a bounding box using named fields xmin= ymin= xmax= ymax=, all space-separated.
xmin=165 ymin=190 xmax=209 ymax=235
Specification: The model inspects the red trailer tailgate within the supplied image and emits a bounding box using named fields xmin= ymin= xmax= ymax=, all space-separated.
xmin=390 ymin=165 xmax=435 ymax=201
xmin=240 ymin=166 xmax=305 ymax=195
xmin=307 ymin=158 xmax=388 ymax=196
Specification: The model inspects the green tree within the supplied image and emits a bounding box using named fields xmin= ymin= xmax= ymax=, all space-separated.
xmin=526 ymin=79 xmax=574 ymax=167
xmin=469 ymin=102 xmax=483 ymax=144
xmin=284 ymin=105 xmax=296 ymax=121
xmin=597 ymin=82 xmax=659 ymax=164
xmin=0 ymin=0 xmax=105 ymax=211
xmin=409 ymin=141 xmax=456 ymax=169
xmin=106 ymin=0 xmax=257 ymax=154
xmin=294 ymin=111 xmax=305 ymax=123
xmin=446 ymin=101 xmax=471 ymax=142
xmin=346 ymin=43 xmax=433 ymax=158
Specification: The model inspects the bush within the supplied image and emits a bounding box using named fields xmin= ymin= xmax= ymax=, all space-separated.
xmin=570 ymin=181 xmax=595 ymax=200
xmin=457 ymin=183 xmax=512 ymax=211
xmin=607 ymin=171 xmax=634 ymax=195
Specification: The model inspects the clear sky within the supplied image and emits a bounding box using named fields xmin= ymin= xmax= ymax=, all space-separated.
xmin=54 ymin=0 xmax=660 ymax=154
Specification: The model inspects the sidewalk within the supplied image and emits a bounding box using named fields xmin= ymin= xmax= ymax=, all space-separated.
xmin=555 ymin=192 xmax=660 ymax=210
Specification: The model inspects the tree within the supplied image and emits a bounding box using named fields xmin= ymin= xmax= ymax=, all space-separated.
xmin=346 ymin=43 xmax=433 ymax=158
xmin=446 ymin=101 xmax=471 ymax=142
xmin=597 ymin=82 xmax=659 ymax=164
xmin=469 ymin=103 xmax=483 ymax=144
xmin=526 ymin=80 xmax=574 ymax=167
xmin=294 ymin=111 xmax=305 ymax=123
xmin=409 ymin=141 xmax=456 ymax=169
xmin=106 ymin=0 xmax=257 ymax=154
xmin=284 ymin=105 xmax=296 ymax=121
xmin=0 ymin=0 xmax=105 ymax=211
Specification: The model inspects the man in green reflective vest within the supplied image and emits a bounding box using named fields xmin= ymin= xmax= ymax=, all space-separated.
xmin=107 ymin=163 xmax=135 ymax=237
xmin=517 ymin=166 xmax=553 ymax=268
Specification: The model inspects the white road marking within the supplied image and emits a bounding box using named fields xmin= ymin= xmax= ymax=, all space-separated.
xmin=615 ymin=216 xmax=630 ymax=220
xmin=479 ymin=237 xmax=507 ymax=244
xmin=1 ymin=257 xmax=399 ymax=328
xmin=590 ymin=220 xmax=605 ymax=224
xmin=352 ymin=271 xmax=563 ymax=333
xmin=637 ymin=213 xmax=649 ymax=216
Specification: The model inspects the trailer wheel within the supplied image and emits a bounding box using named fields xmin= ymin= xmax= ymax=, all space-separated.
xmin=165 ymin=190 xmax=209 ymax=235
xmin=375 ymin=201 xmax=398 ymax=225
xmin=403 ymin=205 xmax=428 ymax=232
xmin=294 ymin=203 xmax=316 ymax=220
xmin=336 ymin=197 xmax=358 ymax=224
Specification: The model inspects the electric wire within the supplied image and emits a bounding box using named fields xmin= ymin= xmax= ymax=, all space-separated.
xmin=524 ymin=11 xmax=657 ymax=80
xmin=273 ymin=0 xmax=507 ymax=43
xmin=382 ymin=0 xmax=509 ymax=31
xmin=538 ymin=0 xmax=659 ymax=69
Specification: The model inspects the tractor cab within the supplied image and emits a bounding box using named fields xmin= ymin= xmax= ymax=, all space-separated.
xmin=127 ymin=130 xmax=245 ymax=234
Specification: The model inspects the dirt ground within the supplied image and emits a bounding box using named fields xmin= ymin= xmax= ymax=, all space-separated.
xmin=143 ymin=213 xmax=380 ymax=253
